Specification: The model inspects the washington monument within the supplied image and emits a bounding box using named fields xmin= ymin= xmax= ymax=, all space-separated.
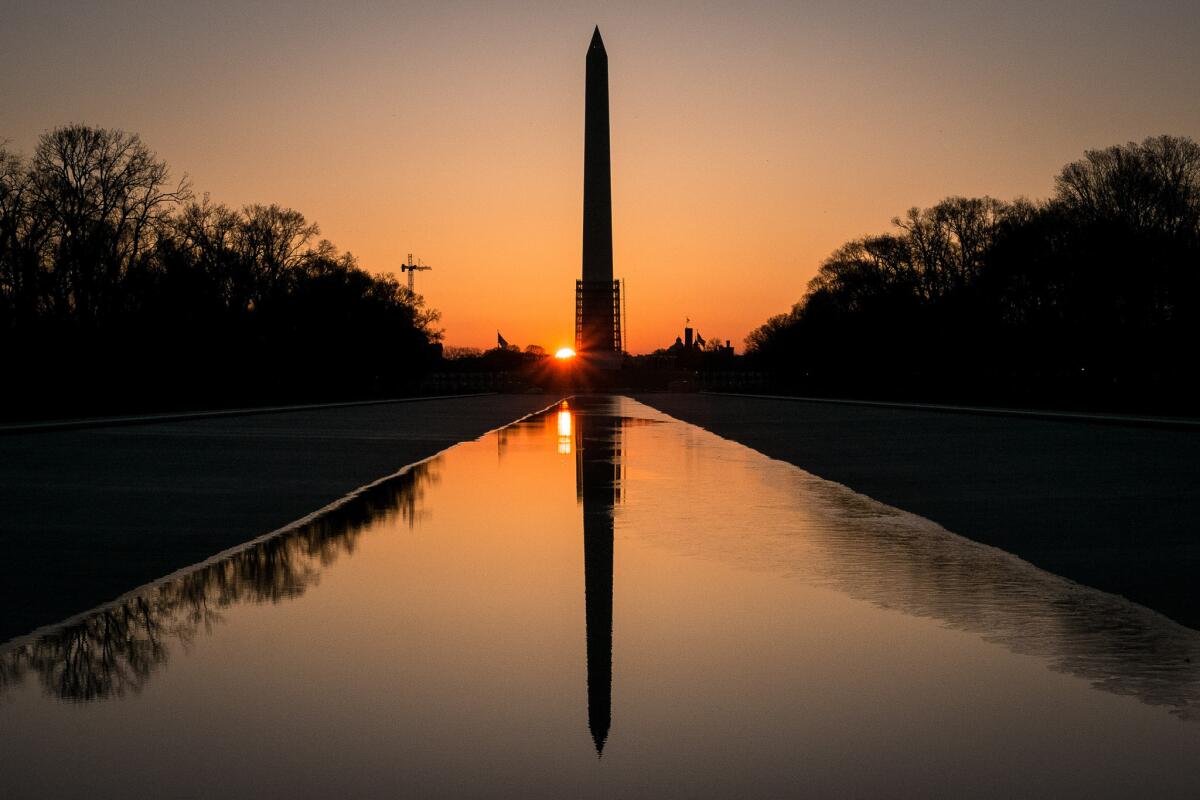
xmin=576 ymin=27 xmax=623 ymax=366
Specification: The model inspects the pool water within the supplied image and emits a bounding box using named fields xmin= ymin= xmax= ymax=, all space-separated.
xmin=1 ymin=396 xmax=1198 ymax=798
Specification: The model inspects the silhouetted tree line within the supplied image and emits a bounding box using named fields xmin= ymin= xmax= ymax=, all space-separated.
xmin=442 ymin=343 xmax=548 ymax=372
xmin=746 ymin=135 xmax=1200 ymax=412
xmin=0 ymin=125 xmax=442 ymax=419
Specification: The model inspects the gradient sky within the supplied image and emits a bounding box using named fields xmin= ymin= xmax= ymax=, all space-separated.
xmin=3 ymin=1 xmax=1198 ymax=352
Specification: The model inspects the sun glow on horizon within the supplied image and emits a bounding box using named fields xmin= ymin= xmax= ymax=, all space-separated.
xmin=555 ymin=347 xmax=576 ymax=359
xmin=6 ymin=7 xmax=1197 ymax=353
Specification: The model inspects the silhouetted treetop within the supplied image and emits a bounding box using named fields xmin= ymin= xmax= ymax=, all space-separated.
xmin=1055 ymin=135 xmax=1200 ymax=236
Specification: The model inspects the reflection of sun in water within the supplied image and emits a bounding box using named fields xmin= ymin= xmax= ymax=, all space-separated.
xmin=555 ymin=347 xmax=576 ymax=360
xmin=557 ymin=403 xmax=572 ymax=454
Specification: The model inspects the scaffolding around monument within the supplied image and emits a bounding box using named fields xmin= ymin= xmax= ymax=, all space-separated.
xmin=575 ymin=279 xmax=624 ymax=354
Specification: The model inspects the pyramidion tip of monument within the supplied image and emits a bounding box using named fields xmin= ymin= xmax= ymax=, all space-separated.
xmin=590 ymin=26 xmax=605 ymax=50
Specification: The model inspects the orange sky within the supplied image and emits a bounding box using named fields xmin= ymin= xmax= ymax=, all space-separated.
xmin=4 ymin=2 xmax=1199 ymax=352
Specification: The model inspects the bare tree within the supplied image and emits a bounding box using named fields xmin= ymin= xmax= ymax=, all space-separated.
xmin=29 ymin=124 xmax=190 ymax=320
xmin=170 ymin=196 xmax=243 ymax=309
xmin=1055 ymin=135 xmax=1200 ymax=237
xmin=0 ymin=143 xmax=46 ymax=326
xmin=234 ymin=204 xmax=319 ymax=308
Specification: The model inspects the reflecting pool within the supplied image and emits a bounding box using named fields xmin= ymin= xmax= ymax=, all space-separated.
xmin=2 ymin=396 xmax=1199 ymax=797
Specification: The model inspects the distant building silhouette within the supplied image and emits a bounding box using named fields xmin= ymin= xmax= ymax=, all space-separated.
xmin=665 ymin=324 xmax=733 ymax=357
xmin=576 ymin=27 xmax=625 ymax=368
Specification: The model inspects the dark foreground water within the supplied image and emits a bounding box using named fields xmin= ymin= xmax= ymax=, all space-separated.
xmin=2 ymin=396 xmax=1199 ymax=798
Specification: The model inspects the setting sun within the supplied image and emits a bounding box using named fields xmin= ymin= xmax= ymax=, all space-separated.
xmin=555 ymin=347 xmax=576 ymax=360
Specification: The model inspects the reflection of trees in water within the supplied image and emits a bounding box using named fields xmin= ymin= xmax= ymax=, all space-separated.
xmin=798 ymin=484 xmax=1200 ymax=721
xmin=495 ymin=417 xmax=546 ymax=462
xmin=0 ymin=459 xmax=439 ymax=702
xmin=623 ymin=440 xmax=1200 ymax=722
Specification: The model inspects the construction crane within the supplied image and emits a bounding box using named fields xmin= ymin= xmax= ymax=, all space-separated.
xmin=400 ymin=253 xmax=432 ymax=293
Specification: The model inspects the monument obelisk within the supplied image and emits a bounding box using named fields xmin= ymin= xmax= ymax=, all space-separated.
xmin=576 ymin=26 xmax=622 ymax=366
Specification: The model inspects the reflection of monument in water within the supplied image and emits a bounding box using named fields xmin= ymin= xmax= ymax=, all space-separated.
xmin=573 ymin=400 xmax=625 ymax=754
xmin=576 ymin=27 xmax=625 ymax=369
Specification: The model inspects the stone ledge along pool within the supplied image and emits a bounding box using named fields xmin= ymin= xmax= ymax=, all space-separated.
xmin=2 ymin=396 xmax=1198 ymax=798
